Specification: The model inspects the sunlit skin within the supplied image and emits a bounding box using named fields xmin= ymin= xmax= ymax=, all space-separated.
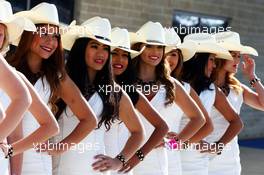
xmin=0 ymin=24 xmax=6 ymax=50
xmin=165 ymin=49 xmax=180 ymax=72
xmin=223 ymin=51 xmax=241 ymax=74
xmin=140 ymin=44 xmax=164 ymax=67
xmin=30 ymin=24 xmax=59 ymax=59
xmin=85 ymin=40 xmax=109 ymax=72
xmin=205 ymin=54 xmax=216 ymax=78
xmin=111 ymin=48 xmax=129 ymax=76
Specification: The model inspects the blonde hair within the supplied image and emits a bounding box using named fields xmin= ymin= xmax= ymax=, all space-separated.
xmin=212 ymin=59 xmax=243 ymax=94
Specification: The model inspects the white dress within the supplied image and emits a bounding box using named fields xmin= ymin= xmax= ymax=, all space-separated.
xmin=207 ymin=89 xmax=243 ymax=175
xmin=180 ymin=83 xmax=216 ymax=175
xmin=0 ymin=77 xmax=53 ymax=175
xmin=53 ymin=92 xmax=108 ymax=175
xmin=133 ymin=83 xmax=182 ymax=175
xmin=0 ymin=102 xmax=9 ymax=175
xmin=104 ymin=119 xmax=131 ymax=175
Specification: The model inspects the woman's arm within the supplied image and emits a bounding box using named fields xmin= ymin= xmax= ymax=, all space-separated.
xmin=8 ymin=71 xmax=59 ymax=175
xmin=92 ymin=89 xmax=144 ymax=172
xmin=242 ymin=84 xmax=264 ymax=111
xmin=213 ymin=87 xmax=243 ymax=145
xmin=134 ymin=92 xmax=168 ymax=155
xmin=0 ymin=55 xmax=31 ymax=141
xmin=45 ymin=73 xmax=97 ymax=155
xmin=187 ymin=87 xmax=213 ymax=143
xmin=174 ymin=81 xmax=205 ymax=142
xmin=241 ymin=54 xmax=264 ymax=110
xmin=118 ymin=92 xmax=168 ymax=172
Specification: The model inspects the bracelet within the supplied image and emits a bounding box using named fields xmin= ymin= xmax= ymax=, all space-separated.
xmin=135 ymin=149 xmax=145 ymax=161
xmin=250 ymin=77 xmax=261 ymax=88
xmin=215 ymin=141 xmax=224 ymax=155
xmin=115 ymin=154 xmax=126 ymax=166
xmin=0 ymin=143 xmax=14 ymax=159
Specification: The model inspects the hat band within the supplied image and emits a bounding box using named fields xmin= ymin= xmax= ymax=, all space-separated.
xmin=146 ymin=40 xmax=164 ymax=44
xmin=95 ymin=35 xmax=111 ymax=42
xmin=118 ymin=45 xmax=130 ymax=50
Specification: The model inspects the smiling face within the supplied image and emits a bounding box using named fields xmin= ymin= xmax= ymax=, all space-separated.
xmin=205 ymin=53 xmax=216 ymax=78
xmin=223 ymin=51 xmax=241 ymax=74
xmin=165 ymin=49 xmax=180 ymax=72
xmin=85 ymin=39 xmax=110 ymax=71
xmin=111 ymin=48 xmax=129 ymax=76
xmin=30 ymin=24 xmax=59 ymax=59
xmin=140 ymin=44 xmax=164 ymax=66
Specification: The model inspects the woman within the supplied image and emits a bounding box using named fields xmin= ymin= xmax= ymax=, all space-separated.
xmin=207 ymin=31 xmax=263 ymax=175
xmin=1 ymin=1 xmax=60 ymax=175
xmin=179 ymin=33 xmax=244 ymax=175
xmin=7 ymin=3 xmax=97 ymax=175
xmin=164 ymin=28 xmax=214 ymax=175
xmin=127 ymin=21 xmax=205 ymax=175
xmin=53 ymin=16 xmax=144 ymax=175
xmin=103 ymin=27 xmax=169 ymax=174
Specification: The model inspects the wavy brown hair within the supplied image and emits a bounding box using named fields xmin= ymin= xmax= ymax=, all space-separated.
xmin=131 ymin=43 xmax=175 ymax=105
xmin=212 ymin=58 xmax=243 ymax=94
xmin=7 ymin=24 xmax=66 ymax=114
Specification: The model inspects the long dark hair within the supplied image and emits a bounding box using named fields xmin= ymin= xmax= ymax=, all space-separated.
xmin=7 ymin=24 xmax=66 ymax=114
xmin=57 ymin=37 xmax=122 ymax=130
xmin=114 ymin=50 xmax=139 ymax=105
xmin=132 ymin=43 xmax=175 ymax=105
xmin=181 ymin=53 xmax=214 ymax=95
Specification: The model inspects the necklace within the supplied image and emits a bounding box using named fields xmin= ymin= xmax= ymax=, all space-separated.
xmin=219 ymin=84 xmax=230 ymax=96
xmin=136 ymin=78 xmax=158 ymax=87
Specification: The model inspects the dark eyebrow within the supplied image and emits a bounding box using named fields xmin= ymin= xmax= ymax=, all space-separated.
xmin=90 ymin=41 xmax=99 ymax=45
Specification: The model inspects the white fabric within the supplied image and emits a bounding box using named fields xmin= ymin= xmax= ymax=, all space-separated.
xmin=133 ymin=82 xmax=182 ymax=175
xmin=166 ymin=81 xmax=191 ymax=175
xmin=104 ymin=119 xmax=131 ymax=175
xmin=180 ymin=83 xmax=216 ymax=175
xmin=53 ymin=92 xmax=109 ymax=175
xmin=0 ymin=149 xmax=9 ymax=175
xmin=0 ymin=77 xmax=52 ymax=175
xmin=208 ymin=89 xmax=243 ymax=175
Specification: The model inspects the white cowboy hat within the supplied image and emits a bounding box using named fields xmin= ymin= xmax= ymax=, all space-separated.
xmin=61 ymin=16 xmax=112 ymax=51
xmin=0 ymin=0 xmax=36 ymax=43
xmin=111 ymin=27 xmax=144 ymax=58
xmin=214 ymin=31 xmax=258 ymax=56
xmin=14 ymin=2 xmax=59 ymax=26
xmin=130 ymin=21 xmax=166 ymax=46
xmin=184 ymin=33 xmax=233 ymax=60
xmin=164 ymin=27 xmax=197 ymax=62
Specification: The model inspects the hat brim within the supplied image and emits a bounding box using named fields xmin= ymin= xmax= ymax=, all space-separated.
xmin=218 ymin=43 xmax=258 ymax=56
xmin=14 ymin=11 xmax=59 ymax=26
xmin=111 ymin=46 xmax=145 ymax=59
xmin=165 ymin=41 xmax=197 ymax=62
xmin=61 ymin=25 xmax=114 ymax=51
xmin=1 ymin=17 xmax=36 ymax=43
xmin=196 ymin=43 xmax=233 ymax=60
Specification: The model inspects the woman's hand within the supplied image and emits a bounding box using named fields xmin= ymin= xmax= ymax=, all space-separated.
xmin=118 ymin=155 xmax=139 ymax=173
xmin=241 ymin=54 xmax=256 ymax=80
xmin=92 ymin=154 xmax=123 ymax=172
